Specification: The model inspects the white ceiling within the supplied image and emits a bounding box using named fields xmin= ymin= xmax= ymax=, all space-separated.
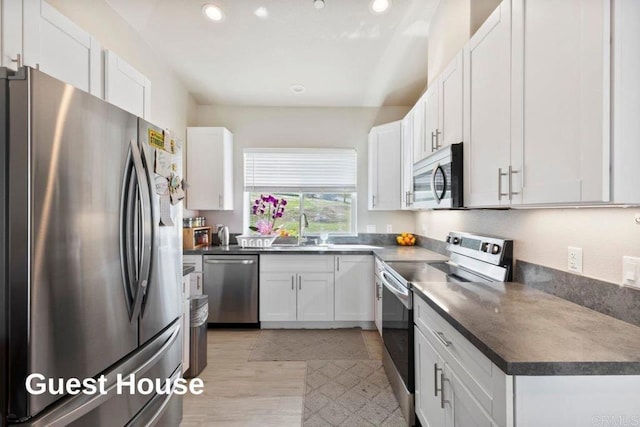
xmin=105 ymin=0 xmax=439 ymax=107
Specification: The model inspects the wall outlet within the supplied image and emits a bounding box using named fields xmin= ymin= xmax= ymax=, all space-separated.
xmin=623 ymin=256 xmax=640 ymax=289
xmin=568 ymin=247 xmax=583 ymax=273
xmin=366 ymin=224 xmax=377 ymax=233
xmin=386 ymin=224 xmax=393 ymax=233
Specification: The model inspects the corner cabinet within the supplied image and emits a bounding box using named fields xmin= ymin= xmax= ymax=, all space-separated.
xmin=368 ymin=121 xmax=401 ymax=211
xmin=334 ymin=255 xmax=374 ymax=321
xmin=186 ymin=127 xmax=234 ymax=211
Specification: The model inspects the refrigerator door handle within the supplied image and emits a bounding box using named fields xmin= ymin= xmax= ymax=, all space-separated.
xmin=129 ymin=139 xmax=153 ymax=320
xmin=22 ymin=321 xmax=181 ymax=427
xmin=137 ymin=140 xmax=158 ymax=318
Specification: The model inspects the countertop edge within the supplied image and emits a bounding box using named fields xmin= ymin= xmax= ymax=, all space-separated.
xmin=411 ymin=286 xmax=640 ymax=376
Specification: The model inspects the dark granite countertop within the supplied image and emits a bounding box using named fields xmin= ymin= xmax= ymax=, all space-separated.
xmin=182 ymin=264 xmax=195 ymax=276
xmin=411 ymin=280 xmax=640 ymax=376
xmin=184 ymin=244 xmax=447 ymax=262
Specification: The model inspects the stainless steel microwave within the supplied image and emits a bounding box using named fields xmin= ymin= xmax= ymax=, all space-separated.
xmin=412 ymin=142 xmax=463 ymax=209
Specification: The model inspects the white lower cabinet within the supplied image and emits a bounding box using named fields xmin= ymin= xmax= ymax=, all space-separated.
xmin=181 ymin=274 xmax=190 ymax=375
xmin=415 ymin=326 xmax=446 ymax=427
xmin=334 ymin=255 xmax=374 ymax=321
xmin=260 ymin=255 xmax=334 ymax=322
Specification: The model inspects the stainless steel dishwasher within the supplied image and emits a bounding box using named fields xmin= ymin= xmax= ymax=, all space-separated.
xmin=203 ymin=255 xmax=259 ymax=325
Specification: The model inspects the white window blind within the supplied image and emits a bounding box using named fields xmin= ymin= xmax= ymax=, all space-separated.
xmin=244 ymin=148 xmax=357 ymax=192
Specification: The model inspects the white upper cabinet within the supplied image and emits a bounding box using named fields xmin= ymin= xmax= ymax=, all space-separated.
xmin=1 ymin=0 xmax=24 ymax=70
xmin=422 ymin=83 xmax=439 ymax=159
xmin=186 ymin=127 xmax=234 ymax=211
xmin=400 ymin=113 xmax=414 ymax=209
xmin=512 ymin=0 xmax=611 ymax=204
xmin=437 ymin=51 xmax=464 ymax=150
xmin=368 ymin=121 xmax=401 ymax=211
xmin=104 ymin=50 xmax=151 ymax=119
xmin=22 ymin=0 xmax=101 ymax=96
xmin=464 ymin=0 xmax=514 ymax=207
xmin=412 ymin=97 xmax=426 ymax=164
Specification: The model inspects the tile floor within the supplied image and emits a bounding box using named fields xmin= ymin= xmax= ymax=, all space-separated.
xmin=181 ymin=329 xmax=404 ymax=427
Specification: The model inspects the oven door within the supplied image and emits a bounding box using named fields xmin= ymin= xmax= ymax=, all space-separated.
xmin=380 ymin=270 xmax=413 ymax=392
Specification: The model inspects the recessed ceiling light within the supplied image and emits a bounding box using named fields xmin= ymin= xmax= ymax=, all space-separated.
xmin=290 ymin=84 xmax=306 ymax=94
xmin=202 ymin=4 xmax=225 ymax=22
xmin=370 ymin=0 xmax=390 ymax=14
xmin=313 ymin=0 xmax=325 ymax=10
xmin=254 ymin=7 xmax=269 ymax=18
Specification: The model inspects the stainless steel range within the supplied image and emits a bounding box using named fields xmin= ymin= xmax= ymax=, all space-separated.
xmin=379 ymin=231 xmax=513 ymax=425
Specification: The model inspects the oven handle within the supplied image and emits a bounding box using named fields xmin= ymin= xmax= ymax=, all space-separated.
xmin=380 ymin=270 xmax=412 ymax=309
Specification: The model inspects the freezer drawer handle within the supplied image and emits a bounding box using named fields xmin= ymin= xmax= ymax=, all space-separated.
xmin=205 ymin=259 xmax=255 ymax=265
xmin=126 ymin=366 xmax=182 ymax=427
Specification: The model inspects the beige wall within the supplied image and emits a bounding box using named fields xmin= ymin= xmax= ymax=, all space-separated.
xmin=48 ymin=0 xmax=197 ymax=141
xmin=427 ymin=0 xmax=470 ymax=85
xmin=195 ymin=105 xmax=415 ymax=234
xmin=415 ymin=208 xmax=640 ymax=285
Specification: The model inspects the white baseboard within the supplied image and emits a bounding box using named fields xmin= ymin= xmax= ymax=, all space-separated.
xmin=260 ymin=321 xmax=376 ymax=330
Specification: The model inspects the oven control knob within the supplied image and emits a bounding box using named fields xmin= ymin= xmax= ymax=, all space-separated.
xmin=451 ymin=237 xmax=460 ymax=245
xmin=446 ymin=235 xmax=451 ymax=243
xmin=481 ymin=242 xmax=491 ymax=253
xmin=491 ymin=244 xmax=501 ymax=255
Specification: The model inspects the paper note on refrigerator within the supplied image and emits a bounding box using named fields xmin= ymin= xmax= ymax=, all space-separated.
xmin=155 ymin=149 xmax=172 ymax=177
xmin=159 ymin=195 xmax=174 ymax=226
xmin=154 ymin=175 xmax=169 ymax=196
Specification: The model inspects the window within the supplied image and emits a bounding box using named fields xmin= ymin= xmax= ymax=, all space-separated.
xmin=244 ymin=149 xmax=357 ymax=235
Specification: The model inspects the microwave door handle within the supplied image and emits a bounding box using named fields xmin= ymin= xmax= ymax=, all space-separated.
xmin=431 ymin=163 xmax=442 ymax=204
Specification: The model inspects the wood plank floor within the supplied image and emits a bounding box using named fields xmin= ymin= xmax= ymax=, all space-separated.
xmin=181 ymin=329 xmax=384 ymax=427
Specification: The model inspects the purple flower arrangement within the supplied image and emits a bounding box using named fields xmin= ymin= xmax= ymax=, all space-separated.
xmin=249 ymin=194 xmax=287 ymax=235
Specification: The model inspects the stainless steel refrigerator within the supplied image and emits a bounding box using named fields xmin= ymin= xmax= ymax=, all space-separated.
xmin=0 ymin=67 xmax=183 ymax=426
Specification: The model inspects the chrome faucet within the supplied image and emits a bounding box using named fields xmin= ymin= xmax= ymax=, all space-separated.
xmin=298 ymin=213 xmax=309 ymax=245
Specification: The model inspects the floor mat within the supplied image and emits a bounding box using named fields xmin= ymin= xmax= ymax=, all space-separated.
xmin=249 ymin=329 xmax=371 ymax=361
xmin=303 ymin=360 xmax=407 ymax=427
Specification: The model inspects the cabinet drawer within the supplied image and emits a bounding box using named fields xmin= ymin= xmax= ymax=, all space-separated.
xmin=183 ymin=254 xmax=203 ymax=272
xmin=414 ymin=295 xmax=505 ymax=422
xmin=260 ymin=255 xmax=334 ymax=273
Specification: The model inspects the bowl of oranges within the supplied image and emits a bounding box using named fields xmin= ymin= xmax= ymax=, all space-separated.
xmin=396 ymin=232 xmax=416 ymax=246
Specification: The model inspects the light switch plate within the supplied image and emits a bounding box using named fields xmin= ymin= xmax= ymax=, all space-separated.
xmin=568 ymin=247 xmax=583 ymax=273
xmin=366 ymin=224 xmax=376 ymax=233
xmin=623 ymin=256 xmax=640 ymax=289
xmin=386 ymin=224 xmax=393 ymax=233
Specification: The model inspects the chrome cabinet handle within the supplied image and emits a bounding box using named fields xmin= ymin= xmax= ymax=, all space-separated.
xmin=298 ymin=276 xmax=302 ymax=290
xmin=372 ymin=195 xmax=376 ymax=208
xmin=291 ymin=275 xmax=294 ymax=291
xmin=11 ymin=53 xmax=22 ymax=67
xmin=440 ymin=371 xmax=447 ymax=409
xmin=435 ymin=129 xmax=442 ymax=150
xmin=434 ymin=363 xmax=442 ymax=397
xmin=508 ymin=165 xmax=519 ymax=201
xmin=197 ymin=275 xmax=201 ymax=290
xmin=498 ymin=168 xmax=509 ymax=200
xmin=434 ymin=330 xmax=451 ymax=347
xmin=336 ymin=257 xmax=340 ymax=271
xmin=431 ymin=131 xmax=436 ymax=152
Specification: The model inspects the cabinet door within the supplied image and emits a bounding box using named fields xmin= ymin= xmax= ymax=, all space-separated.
xmin=181 ymin=276 xmax=190 ymax=374
xmin=464 ymin=0 xmax=513 ymax=207
xmin=1 ymin=0 xmax=23 ymax=70
xmin=186 ymin=127 xmax=234 ymax=210
xmin=438 ymin=51 xmax=464 ymax=150
xmin=23 ymin=0 xmax=101 ymax=96
xmin=445 ymin=365 xmax=495 ymax=427
xmin=334 ymin=255 xmax=374 ymax=321
xmin=189 ymin=272 xmax=203 ymax=296
xmin=297 ymin=273 xmax=334 ymax=321
xmin=374 ymin=277 xmax=382 ymax=334
xmin=412 ymin=98 xmax=426 ymax=163
xmin=423 ymin=84 xmax=439 ymax=156
xmin=104 ymin=50 xmax=151 ymax=119
xmin=415 ymin=327 xmax=446 ymax=427
xmin=259 ymin=273 xmax=297 ymax=321
xmin=368 ymin=121 xmax=401 ymax=211
xmin=400 ymin=114 xmax=414 ymax=209
xmin=513 ymin=0 xmax=610 ymax=204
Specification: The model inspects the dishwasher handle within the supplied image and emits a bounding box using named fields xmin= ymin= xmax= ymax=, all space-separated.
xmin=204 ymin=259 xmax=255 ymax=265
